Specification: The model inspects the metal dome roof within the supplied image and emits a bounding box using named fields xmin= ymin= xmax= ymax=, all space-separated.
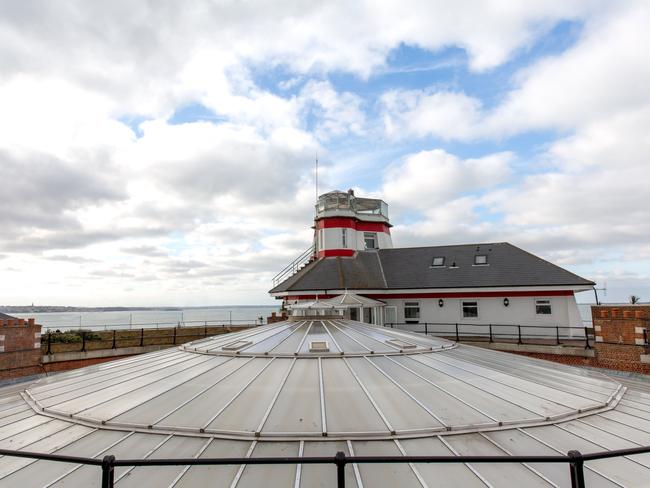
xmin=2 ymin=319 xmax=650 ymax=487
xmin=23 ymin=320 xmax=620 ymax=440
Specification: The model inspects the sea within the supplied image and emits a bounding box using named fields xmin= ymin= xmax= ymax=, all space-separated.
xmin=13 ymin=306 xmax=280 ymax=332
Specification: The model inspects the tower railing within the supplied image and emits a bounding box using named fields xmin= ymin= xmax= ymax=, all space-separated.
xmin=272 ymin=245 xmax=316 ymax=287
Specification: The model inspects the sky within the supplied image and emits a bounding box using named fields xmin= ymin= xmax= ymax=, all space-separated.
xmin=1 ymin=0 xmax=649 ymax=306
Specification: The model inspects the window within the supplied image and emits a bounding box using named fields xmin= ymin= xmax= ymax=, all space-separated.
xmin=364 ymin=232 xmax=377 ymax=250
xmin=404 ymin=301 xmax=420 ymax=323
xmin=462 ymin=301 xmax=478 ymax=318
xmin=431 ymin=256 xmax=445 ymax=267
xmin=341 ymin=228 xmax=347 ymax=248
xmin=536 ymin=299 xmax=552 ymax=315
xmin=474 ymin=255 xmax=488 ymax=265
xmin=318 ymin=229 xmax=324 ymax=251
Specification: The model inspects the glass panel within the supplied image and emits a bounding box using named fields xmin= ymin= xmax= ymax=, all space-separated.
xmin=524 ymin=424 xmax=650 ymax=486
xmin=271 ymin=322 xmax=310 ymax=354
xmin=412 ymin=355 xmax=569 ymax=418
xmin=301 ymin=441 xmax=357 ymax=488
xmin=238 ymin=323 xmax=303 ymax=353
xmin=207 ymin=359 xmax=294 ymax=432
xmin=391 ymin=356 xmax=536 ymax=422
xmin=114 ymin=357 xmax=247 ymax=425
xmin=434 ymin=351 xmax=600 ymax=410
xmin=0 ymin=424 xmax=93 ymax=479
xmin=50 ymin=433 xmax=168 ymax=486
xmin=445 ymin=433 xmax=552 ymax=487
xmin=0 ymin=430 xmax=128 ymax=486
xmin=345 ymin=358 xmax=441 ymax=431
xmin=323 ymin=322 xmax=368 ymax=353
xmin=369 ymin=356 xmax=493 ymax=427
xmin=175 ymin=439 xmax=251 ymax=487
xmin=157 ymin=359 xmax=270 ymax=429
xmin=400 ymin=437 xmax=486 ymax=487
xmin=113 ymin=436 xmax=207 ymax=488
xmin=40 ymin=354 xmax=206 ymax=409
xmin=263 ymin=359 xmax=321 ymax=433
xmin=82 ymin=356 xmax=231 ymax=420
xmin=486 ymin=429 xmax=618 ymax=488
xmin=351 ymin=441 xmax=419 ymax=486
xmin=321 ymin=358 xmax=386 ymax=433
xmin=237 ymin=442 xmax=299 ymax=488
xmin=299 ymin=322 xmax=340 ymax=354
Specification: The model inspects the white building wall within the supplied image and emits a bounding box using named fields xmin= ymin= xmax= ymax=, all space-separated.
xmin=382 ymin=295 xmax=584 ymax=333
xmin=320 ymin=227 xmax=392 ymax=252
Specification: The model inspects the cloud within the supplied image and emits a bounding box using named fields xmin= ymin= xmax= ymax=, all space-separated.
xmin=382 ymin=149 xmax=513 ymax=212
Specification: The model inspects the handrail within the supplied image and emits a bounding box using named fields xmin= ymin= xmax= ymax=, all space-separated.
xmin=1 ymin=444 xmax=649 ymax=487
xmin=384 ymin=321 xmax=594 ymax=349
xmin=272 ymin=245 xmax=316 ymax=287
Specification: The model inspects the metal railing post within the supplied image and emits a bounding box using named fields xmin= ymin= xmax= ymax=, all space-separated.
xmin=47 ymin=332 xmax=52 ymax=355
xmin=455 ymin=323 xmax=459 ymax=342
xmin=425 ymin=323 xmax=428 ymax=336
xmin=112 ymin=330 xmax=116 ymax=349
xmin=488 ymin=324 xmax=493 ymax=343
xmin=101 ymin=454 xmax=115 ymax=488
xmin=140 ymin=328 xmax=144 ymax=347
xmin=585 ymin=330 xmax=591 ymax=349
xmin=81 ymin=331 xmax=86 ymax=352
xmin=517 ymin=325 xmax=522 ymax=345
xmin=556 ymin=326 xmax=561 ymax=345
xmin=173 ymin=327 xmax=177 ymax=345
xmin=335 ymin=451 xmax=346 ymax=488
xmin=568 ymin=450 xmax=586 ymax=488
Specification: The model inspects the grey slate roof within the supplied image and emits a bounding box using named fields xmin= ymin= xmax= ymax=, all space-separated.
xmin=0 ymin=312 xmax=17 ymax=321
xmin=270 ymin=242 xmax=594 ymax=293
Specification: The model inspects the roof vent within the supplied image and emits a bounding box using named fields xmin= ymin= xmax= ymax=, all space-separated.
xmin=309 ymin=340 xmax=330 ymax=352
xmin=222 ymin=340 xmax=253 ymax=351
xmin=385 ymin=339 xmax=417 ymax=349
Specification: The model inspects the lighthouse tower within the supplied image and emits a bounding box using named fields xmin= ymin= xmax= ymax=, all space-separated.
xmin=314 ymin=189 xmax=393 ymax=258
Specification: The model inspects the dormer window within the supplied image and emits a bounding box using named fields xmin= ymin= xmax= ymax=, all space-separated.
xmin=431 ymin=256 xmax=445 ymax=267
xmin=474 ymin=255 xmax=488 ymax=265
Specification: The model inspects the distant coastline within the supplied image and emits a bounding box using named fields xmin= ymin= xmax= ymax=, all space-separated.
xmin=0 ymin=305 xmax=275 ymax=314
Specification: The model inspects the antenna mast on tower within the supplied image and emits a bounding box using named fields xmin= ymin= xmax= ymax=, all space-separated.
xmin=315 ymin=152 xmax=319 ymax=199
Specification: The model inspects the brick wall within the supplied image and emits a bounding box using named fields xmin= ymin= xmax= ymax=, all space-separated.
xmin=0 ymin=316 xmax=43 ymax=380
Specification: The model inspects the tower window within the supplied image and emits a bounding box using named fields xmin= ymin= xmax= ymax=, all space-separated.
xmin=341 ymin=228 xmax=347 ymax=248
xmin=535 ymin=299 xmax=552 ymax=315
xmin=364 ymin=232 xmax=377 ymax=249
xmin=431 ymin=256 xmax=445 ymax=267
xmin=474 ymin=255 xmax=488 ymax=265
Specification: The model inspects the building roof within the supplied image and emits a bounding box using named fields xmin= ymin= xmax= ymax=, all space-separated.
xmin=1 ymin=319 xmax=648 ymax=486
xmin=270 ymin=242 xmax=594 ymax=293
xmin=0 ymin=312 xmax=17 ymax=321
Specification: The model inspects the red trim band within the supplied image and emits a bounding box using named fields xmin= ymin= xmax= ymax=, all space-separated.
xmin=284 ymin=290 xmax=574 ymax=300
xmin=315 ymin=217 xmax=391 ymax=233
xmin=317 ymin=249 xmax=356 ymax=258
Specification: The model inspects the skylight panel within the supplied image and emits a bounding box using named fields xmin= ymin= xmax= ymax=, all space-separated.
xmin=431 ymin=256 xmax=445 ymax=267
xmin=474 ymin=255 xmax=488 ymax=265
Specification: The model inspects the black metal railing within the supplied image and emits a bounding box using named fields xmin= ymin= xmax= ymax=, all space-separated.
xmin=2 ymin=445 xmax=650 ymax=487
xmin=42 ymin=321 xmax=261 ymax=355
xmin=385 ymin=321 xmax=594 ymax=349
xmin=272 ymin=245 xmax=315 ymax=287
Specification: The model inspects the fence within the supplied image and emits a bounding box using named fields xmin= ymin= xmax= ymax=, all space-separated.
xmin=42 ymin=321 xmax=259 ymax=355
xmin=1 ymin=445 xmax=649 ymax=487
xmin=42 ymin=317 xmax=265 ymax=332
xmin=385 ymin=321 xmax=594 ymax=349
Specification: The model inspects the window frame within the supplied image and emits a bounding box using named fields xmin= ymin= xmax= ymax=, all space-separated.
xmin=474 ymin=254 xmax=488 ymax=265
xmin=403 ymin=301 xmax=420 ymax=324
xmin=535 ymin=298 xmax=552 ymax=315
xmin=461 ymin=300 xmax=479 ymax=319
xmin=364 ymin=232 xmax=378 ymax=250
xmin=341 ymin=228 xmax=347 ymax=248
xmin=431 ymin=256 xmax=445 ymax=267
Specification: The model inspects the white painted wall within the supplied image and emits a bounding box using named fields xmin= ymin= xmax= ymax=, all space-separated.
xmin=381 ymin=295 xmax=585 ymax=333
xmin=319 ymin=227 xmax=392 ymax=252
